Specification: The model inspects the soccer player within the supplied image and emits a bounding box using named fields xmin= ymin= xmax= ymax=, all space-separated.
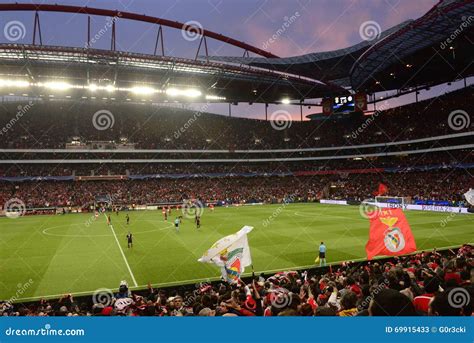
xmin=174 ymin=217 xmax=180 ymax=232
xmin=107 ymin=214 xmax=111 ymax=225
xmin=196 ymin=215 xmax=201 ymax=229
xmin=126 ymin=232 xmax=133 ymax=248
xmin=318 ymin=242 xmax=327 ymax=267
xmin=126 ymin=214 xmax=130 ymax=225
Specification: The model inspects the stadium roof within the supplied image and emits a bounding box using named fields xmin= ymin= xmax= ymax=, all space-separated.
xmin=351 ymin=0 xmax=474 ymax=92
xmin=200 ymin=21 xmax=412 ymax=88
xmin=204 ymin=0 xmax=474 ymax=92
xmin=0 ymin=3 xmax=347 ymax=103
xmin=0 ymin=44 xmax=344 ymax=103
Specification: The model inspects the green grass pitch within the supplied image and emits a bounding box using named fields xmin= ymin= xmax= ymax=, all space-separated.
xmin=0 ymin=203 xmax=472 ymax=301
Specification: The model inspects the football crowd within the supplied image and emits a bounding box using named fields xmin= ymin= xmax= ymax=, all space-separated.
xmin=0 ymin=87 xmax=471 ymax=150
xmin=0 ymin=171 xmax=472 ymax=209
xmin=1 ymin=245 xmax=472 ymax=316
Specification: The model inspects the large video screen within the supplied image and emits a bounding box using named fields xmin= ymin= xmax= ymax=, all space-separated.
xmin=333 ymin=95 xmax=355 ymax=114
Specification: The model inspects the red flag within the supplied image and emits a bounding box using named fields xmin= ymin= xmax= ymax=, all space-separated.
xmin=374 ymin=183 xmax=388 ymax=196
xmin=365 ymin=208 xmax=417 ymax=260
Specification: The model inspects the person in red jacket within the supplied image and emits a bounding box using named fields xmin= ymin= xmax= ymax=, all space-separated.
xmin=413 ymin=275 xmax=440 ymax=314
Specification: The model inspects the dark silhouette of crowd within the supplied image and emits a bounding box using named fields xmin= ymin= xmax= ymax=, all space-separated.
xmin=0 ymin=86 xmax=471 ymax=150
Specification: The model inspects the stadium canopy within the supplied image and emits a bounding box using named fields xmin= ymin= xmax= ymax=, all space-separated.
xmin=201 ymin=21 xmax=411 ymax=88
xmin=351 ymin=0 xmax=474 ymax=92
xmin=0 ymin=3 xmax=347 ymax=103
xmin=204 ymin=0 xmax=474 ymax=93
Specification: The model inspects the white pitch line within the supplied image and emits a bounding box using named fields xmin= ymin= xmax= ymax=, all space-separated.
xmin=105 ymin=214 xmax=138 ymax=287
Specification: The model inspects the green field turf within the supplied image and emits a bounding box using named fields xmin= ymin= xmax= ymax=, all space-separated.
xmin=0 ymin=203 xmax=472 ymax=301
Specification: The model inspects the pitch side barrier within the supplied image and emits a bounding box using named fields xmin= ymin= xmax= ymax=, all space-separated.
xmin=320 ymin=199 xmax=471 ymax=213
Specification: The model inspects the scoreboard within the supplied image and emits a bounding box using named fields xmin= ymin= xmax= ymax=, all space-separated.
xmin=322 ymin=92 xmax=367 ymax=116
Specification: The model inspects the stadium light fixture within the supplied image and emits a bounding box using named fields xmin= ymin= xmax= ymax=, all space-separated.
xmin=183 ymin=89 xmax=202 ymax=98
xmin=105 ymin=85 xmax=116 ymax=93
xmin=88 ymin=84 xmax=98 ymax=92
xmin=165 ymin=88 xmax=180 ymax=97
xmin=281 ymin=98 xmax=291 ymax=104
xmin=166 ymin=88 xmax=202 ymax=98
xmin=43 ymin=82 xmax=72 ymax=90
xmin=206 ymin=95 xmax=226 ymax=101
xmin=0 ymin=79 xmax=30 ymax=88
xmin=131 ymin=86 xmax=155 ymax=95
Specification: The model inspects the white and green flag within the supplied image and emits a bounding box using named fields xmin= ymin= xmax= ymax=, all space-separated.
xmin=464 ymin=189 xmax=474 ymax=206
xmin=198 ymin=226 xmax=253 ymax=283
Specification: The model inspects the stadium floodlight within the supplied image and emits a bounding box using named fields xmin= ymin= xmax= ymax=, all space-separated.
xmin=105 ymin=85 xmax=116 ymax=92
xmin=281 ymin=98 xmax=291 ymax=104
xmin=206 ymin=95 xmax=226 ymax=100
xmin=165 ymin=88 xmax=180 ymax=97
xmin=166 ymin=88 xmax=202 ymax=98
xmin=183 ymin=89 xmax=202 ymax=98
xmin=88 ymin=84 xmax=98 ymax=92
xmin=0 ymin=79 xmax=30 ymax=88
xmin=43 ymin=81 xmax=72 ymax=90
xmin=131 ymin=86 xmax=155 ymax=95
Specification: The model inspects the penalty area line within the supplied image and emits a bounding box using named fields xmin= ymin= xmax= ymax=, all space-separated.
xmin=105 ymin=214 xmax=138 ymax=287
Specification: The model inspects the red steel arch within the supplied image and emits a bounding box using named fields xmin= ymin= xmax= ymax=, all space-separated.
xmin=0 ymin=3 xmax=279 ymax=58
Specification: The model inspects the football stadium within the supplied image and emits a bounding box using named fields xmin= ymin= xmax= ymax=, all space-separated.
xmin=0 ymin=0 xmax=473 ymax=327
